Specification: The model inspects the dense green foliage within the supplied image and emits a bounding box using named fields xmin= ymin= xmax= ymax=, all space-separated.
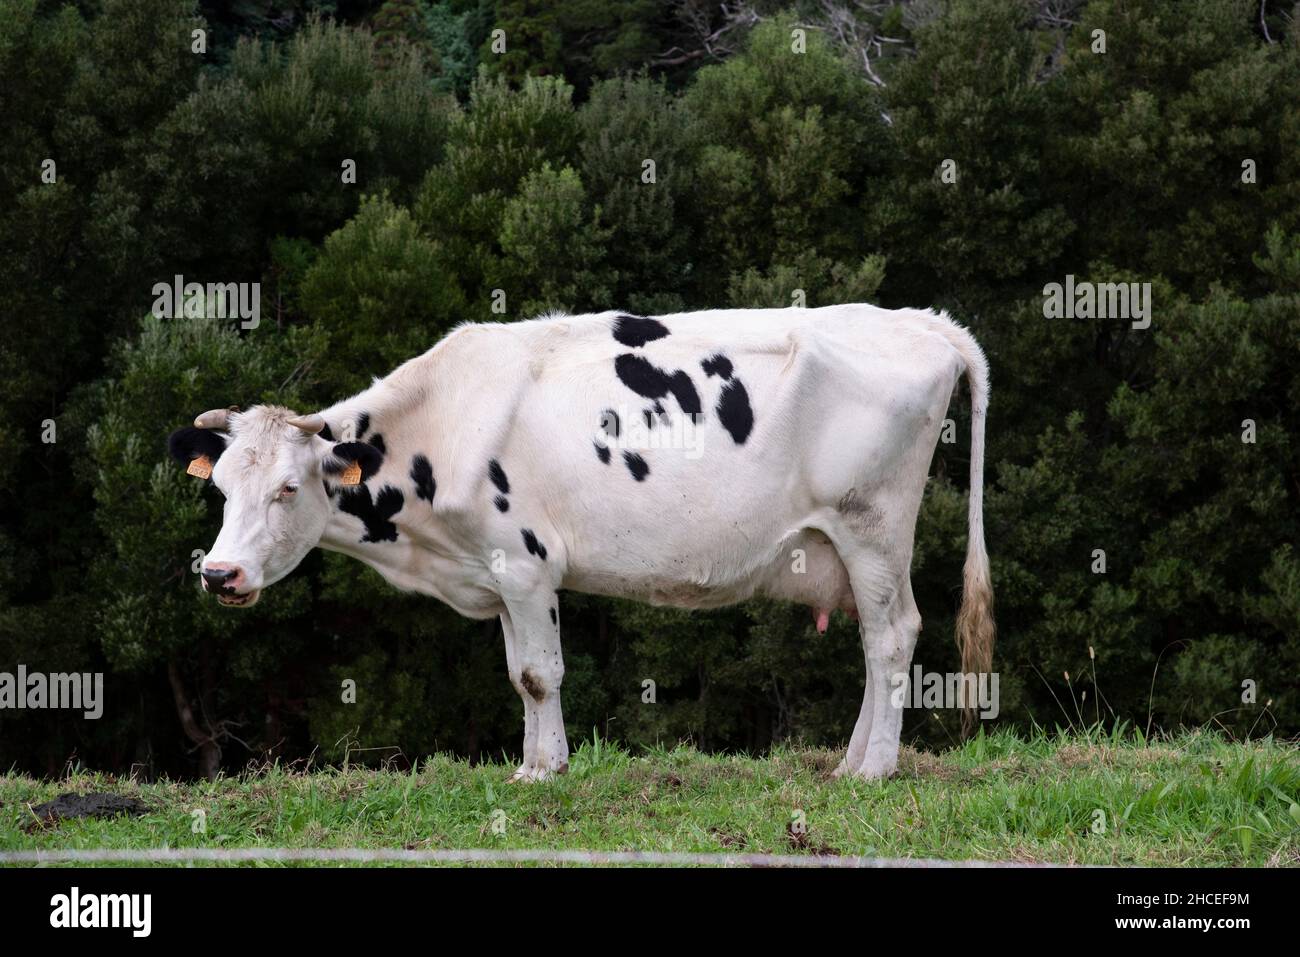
xmin=0 ymin=0 xmax=1296 ymax=778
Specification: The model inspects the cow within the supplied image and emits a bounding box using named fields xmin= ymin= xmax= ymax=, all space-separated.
xmin=168 ymin=305 xmax=994 ymax=781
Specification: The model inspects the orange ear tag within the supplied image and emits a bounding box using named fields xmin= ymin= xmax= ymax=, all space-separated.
xmin=187 ymin=454 xmax=212 ymax=480
xmin=340 ymin=461 xmax=363 ymax=486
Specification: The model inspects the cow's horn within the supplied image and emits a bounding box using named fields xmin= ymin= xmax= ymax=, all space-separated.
xmin=194 ymin=408 xmax=230 ymax=430
xmin=287 ymin=413 xmax=326 ymax=435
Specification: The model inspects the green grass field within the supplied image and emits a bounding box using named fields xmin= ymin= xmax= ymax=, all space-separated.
xmin=2 ymin=728 xmax=1297 ymax=866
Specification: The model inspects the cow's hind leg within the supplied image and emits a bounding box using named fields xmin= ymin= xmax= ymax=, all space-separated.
xmin=857 ymin=579 xmax=921 ymax=779
xmin=824 ymin=533 xmax=921 ymax=781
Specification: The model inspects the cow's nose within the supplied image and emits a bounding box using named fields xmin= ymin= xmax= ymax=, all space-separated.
xmin=201 ymin=566 xmax=241 ymax=594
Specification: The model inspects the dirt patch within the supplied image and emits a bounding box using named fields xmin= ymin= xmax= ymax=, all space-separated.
xmin=710 ymin=827 xmax=748 ymax=849
xmin=25 ymin=792 xmax=152 ymax=832
xmin=786 ymin=822 xmax=838 ymax=856
xmin=520 ymin=669 xmax=545 ymax=701
xmin=836 ymin=487 xmax=886 ymax=536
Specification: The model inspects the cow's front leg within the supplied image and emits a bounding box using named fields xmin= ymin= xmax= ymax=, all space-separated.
xmin=501 ymin=594 xmax=568 ymax=781
xmin=500 ymin=614 xmax=541 ymax=781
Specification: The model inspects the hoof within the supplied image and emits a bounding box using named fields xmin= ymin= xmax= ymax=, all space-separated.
xmin=831 ymin=755 xmax=896 ymax=781
xmin=507 ymin=766 xmax=549 ymax=783
xmin=854 ymin=760 xmax=898 ymax=781
xmin=507 ymin=762 xmax=568 ymax=783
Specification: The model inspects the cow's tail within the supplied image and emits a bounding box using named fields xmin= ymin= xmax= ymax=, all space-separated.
xmin=934 ymin=313 xmax=995 ymax=735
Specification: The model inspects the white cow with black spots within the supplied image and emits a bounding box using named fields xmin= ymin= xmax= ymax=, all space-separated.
xmin=169 ymin=305 xmax=994 ymax=781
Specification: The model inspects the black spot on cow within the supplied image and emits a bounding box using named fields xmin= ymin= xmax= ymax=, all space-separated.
xmin=489 ymin=459 xmax=510 ymax=495
xmin=168 ymin=426 xmax=227 ymax=468
xmin=495 ymin=495 xmax=509 ymax=513
xmin=614 ymin=354 xmax=702 ymax=415
xmin=369 ymin=433 xmax=386 ymax=455
xmin=521 ymin=529 xmax=548 ymax=561
xmin=666 ymin=372 xmax=701 ymax=415
xmin=623 ymin=451 xmax=650 ymax=481
xmin=716 ymin=379 xmax=754 ymax=444
xmin=339 ymin=484 xmax=404 ymax=543
xmin=410 ymin=454 xmax=436 ymax=502
xmin=323 ymin=478 xmax=337 ymax=499
xmin=612 ymin=314 xmax=669 ymax=347
xmin=594 ymin=441 xmax=611 ymax=464
xmin=355 ymin=412 xmax=370 ymax=439
xmin=701 ymin=353 xmax=733 ymax=380
xmin=318 ymin=422 xmax=335 ymax=442
xmin=325 ymin=442 xmax=384 ymax=482
xmin=549 ymin=607 xmax=557 ymax=626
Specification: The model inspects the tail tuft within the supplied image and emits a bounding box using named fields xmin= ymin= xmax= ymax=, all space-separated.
xmin=934 ymin=314 xmax=996 ymax=736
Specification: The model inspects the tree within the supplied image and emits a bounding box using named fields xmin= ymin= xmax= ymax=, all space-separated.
xmin=414 ymin=72 xmax=580 ymax=315
xmin=299 ymin=194 xmax=465 ymax=394
xmin=682 ymin=17 xmax=886 ymax=303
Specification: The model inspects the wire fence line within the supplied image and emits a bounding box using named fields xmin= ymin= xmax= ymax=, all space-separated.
xmin=0 ymin=847 xmax=1063 ymax=868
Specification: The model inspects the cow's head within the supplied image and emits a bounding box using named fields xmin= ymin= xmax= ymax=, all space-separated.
xmin=168 ymin=405 xmax=381 ymax=607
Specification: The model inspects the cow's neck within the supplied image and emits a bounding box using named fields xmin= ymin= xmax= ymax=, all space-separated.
xmin=318 ymin=498 xmax=500 ymax=618
xmin=311 ymin=400 xmax=498 ymax=617
xmin=305 ymin=335 xmax=509 ymax=619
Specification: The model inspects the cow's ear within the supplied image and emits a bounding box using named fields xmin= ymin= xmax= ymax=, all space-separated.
xmin=323 ymin=441 xmax=384 ymax=484
xmin=168 ymin=426 xmax=227 ymax=474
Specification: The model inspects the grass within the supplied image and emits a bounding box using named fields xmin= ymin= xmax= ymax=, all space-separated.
xmin=1 ymin=727 xmax=1297 ymax=866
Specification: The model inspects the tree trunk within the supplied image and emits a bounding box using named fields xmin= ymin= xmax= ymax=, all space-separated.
xmin=167 ymin=657 xmax=221 ymax=781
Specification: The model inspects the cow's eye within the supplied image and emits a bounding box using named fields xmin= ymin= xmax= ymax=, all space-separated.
xmin=279 ymin=483 xmax=299 ymax=500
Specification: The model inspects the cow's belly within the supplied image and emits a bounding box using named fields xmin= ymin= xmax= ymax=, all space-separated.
xmin=561 ymin=519 xmax=854 ymax=614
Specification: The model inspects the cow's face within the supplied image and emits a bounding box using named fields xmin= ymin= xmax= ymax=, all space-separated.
xmin=168 ymin=405 xmax=371 ymax=607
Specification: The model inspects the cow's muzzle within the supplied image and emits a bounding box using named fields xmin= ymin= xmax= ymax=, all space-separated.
xmin=201 ymin=566 xmax=238 ymax=592
xmin=201 ymin=564 xmax=260 ymax=607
